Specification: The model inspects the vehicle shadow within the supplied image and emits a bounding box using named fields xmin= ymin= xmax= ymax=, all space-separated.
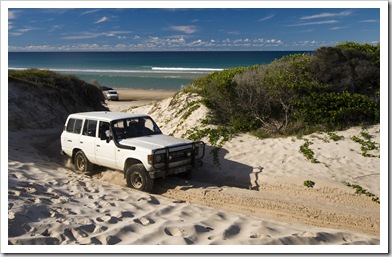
xmin=155 ymin=144 xmax=262 ymax=194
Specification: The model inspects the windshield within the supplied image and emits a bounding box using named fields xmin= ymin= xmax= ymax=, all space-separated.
xmin=111 ymin=116 xmax=162 ymax=139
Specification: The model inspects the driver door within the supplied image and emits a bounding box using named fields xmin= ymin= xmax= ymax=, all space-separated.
xmin=95 ymin=121 xmax=117 ymax=169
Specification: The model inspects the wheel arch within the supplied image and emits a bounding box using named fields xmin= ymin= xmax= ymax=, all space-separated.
xmin=123 ymin=158 xmax=144 ymax=177
xmin=71 ymin=148 xmax=82 ymax=164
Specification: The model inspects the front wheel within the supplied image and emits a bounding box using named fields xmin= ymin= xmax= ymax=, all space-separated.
xmin=126 ymin=164 xmax=154 ymax=192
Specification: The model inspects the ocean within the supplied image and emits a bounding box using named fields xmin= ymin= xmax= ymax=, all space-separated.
xmin=8 ymin=51 xmax=309 ymax=90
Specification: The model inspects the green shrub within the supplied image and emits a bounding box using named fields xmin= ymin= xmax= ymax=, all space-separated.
xmin=304 ymin=180 xmax=315 ymax=188
xmin=295 ymin=91 xmax=379 ymax=130
xmin=182 ymin=42 xmax=379 ymax=140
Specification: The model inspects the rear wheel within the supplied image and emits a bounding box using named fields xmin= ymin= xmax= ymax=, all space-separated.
xmin=74 ymin=150 xmax=92 ymax=174
xmin=126 ymin=164 xmax=154 ymax=192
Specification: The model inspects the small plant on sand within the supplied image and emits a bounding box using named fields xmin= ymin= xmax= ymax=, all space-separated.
xmin=181 ymin=103 xmax=201 ymax=120
xmin=184 ymin=126 xmax=232 ymax=168
xmin=344 ymin=182 xmax=380 ymax=204
xmin=350 ymin=130 xmax=379 ymax=158
xmin=299 ymin=139 xmax=320 ymax=163
xmin=304 ymin=180 xmax=315 ymax=188
xmin=327 ymin=132 xmax=344 ymax=141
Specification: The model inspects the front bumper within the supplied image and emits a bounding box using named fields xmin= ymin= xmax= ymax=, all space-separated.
xmin=148 ymin=160 xmax=203 ymax=179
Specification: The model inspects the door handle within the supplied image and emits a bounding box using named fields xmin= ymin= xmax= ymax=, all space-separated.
xmin=67 ymin=140 xmax=72 ymax=142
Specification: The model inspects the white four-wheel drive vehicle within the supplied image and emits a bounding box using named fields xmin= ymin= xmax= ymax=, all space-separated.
xmin=61 ymin=111 xmax=205 ymax=192
xmin=106 ymin=90 xmax=119 ymax=101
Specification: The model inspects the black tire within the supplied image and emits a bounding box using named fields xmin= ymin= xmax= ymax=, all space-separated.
xmin=126 ymin=164 xmax=154 ymax=192
xmin=74 ymin=150 xmax=93 ymax=174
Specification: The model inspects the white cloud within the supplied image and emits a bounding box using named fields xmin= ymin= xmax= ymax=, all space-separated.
xmin=95 ymin=17 xmax=108 ymax=24
xmin=9 ymin=26 xmax=39 ymax=36
xmin=62 ymin=32 xmax=103 ymax=40
xmin=169 ymin=25 xmax=198 ymax=34
xmin=81 ymin=9 xmax=100 ymax=16
xmin=8 ymin=10 xmax=18 ymax=19
xmin=361 ymin=19 xmax=378 ymax=23
xmin=330 ymin=26 xmax=349 ymax=30
xmin=289 ymin=20 xmax=338 ymax=26
xmin=258 ymin=15 xmax=274 ymax=22
xmin=300 ymin=10 xmax=352 ymax=20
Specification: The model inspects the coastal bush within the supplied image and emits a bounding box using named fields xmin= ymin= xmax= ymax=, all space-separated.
xmin=9 ymin=69 xmax=106 ymax=108
xmin=311 ymin=42 xmax=380 ymax=97
xmin=188 ymin=67 xmax=249 ymax=125
xmin=294 ymin=91 xmax=379 ymax=130
xmin=184 ymin=42 xmax=380 ymax=138
xmin=8 ymin=69 xmax=108 ymax=129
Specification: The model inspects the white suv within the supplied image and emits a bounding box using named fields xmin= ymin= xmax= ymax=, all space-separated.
xmin=61 ymin=111 xmax=205 ymax=192
xmin=106 ymin=90 xmax=119 ymax=101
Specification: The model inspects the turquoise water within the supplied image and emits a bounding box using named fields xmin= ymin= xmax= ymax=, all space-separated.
xmin=8 ymin=51 xmax=310 ymax=90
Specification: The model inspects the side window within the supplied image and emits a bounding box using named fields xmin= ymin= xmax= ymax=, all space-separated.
xmin=66 ymin=118 xmax=83 ymax=134
xmin=74 ymin=119 xmax=83 ymax=134
xmin=66 ymin=118 xmax=76 ymax=132
xmin=82 ymin=119 xmax=98 ymax=137
xmin=99 ymin=121 xmax=111 ymax=140
xmin=144 ymin=118 xmax=154 ymax=131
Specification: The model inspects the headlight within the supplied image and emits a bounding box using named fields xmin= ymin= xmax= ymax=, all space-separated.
xmin=154 ymin=154 xmax=162 ymax=163
xmin=148 ymin=154 xmax=164 ymax=165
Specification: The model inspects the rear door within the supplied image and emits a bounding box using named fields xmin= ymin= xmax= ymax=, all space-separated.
xmin=79 ymin=119 xmax=98 ymax=164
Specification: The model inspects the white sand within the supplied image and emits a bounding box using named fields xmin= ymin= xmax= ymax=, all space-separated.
xmin=5 ymin=89 xmax=386 ymax=253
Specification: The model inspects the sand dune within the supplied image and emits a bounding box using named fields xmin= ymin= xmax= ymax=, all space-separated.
xmin=5 ymin=89 xmax=385 ymax=253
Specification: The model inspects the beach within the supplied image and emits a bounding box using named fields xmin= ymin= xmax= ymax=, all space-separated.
xmin=6 ymin=88 xmax=384 ymax=253
xmin=104 ymin=88 xmax=177 ymax=111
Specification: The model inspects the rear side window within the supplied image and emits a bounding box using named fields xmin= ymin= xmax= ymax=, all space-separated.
xmin=66 ymin=118 xmax=83 ymax=134
xmin=82 ymin=119 xmax=98 ymax=137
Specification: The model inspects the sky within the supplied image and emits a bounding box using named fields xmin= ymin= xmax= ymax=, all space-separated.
xmin=6 ymin=4 xmax=382 ymax=51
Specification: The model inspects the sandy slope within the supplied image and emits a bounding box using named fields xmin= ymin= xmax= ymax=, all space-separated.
xmin=6 ymin=90 xmax=384 ymax=253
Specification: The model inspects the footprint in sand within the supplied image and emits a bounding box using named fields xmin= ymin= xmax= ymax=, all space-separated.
xmin=96 ymin=215 xmax=120 ymax=224
xmin=223 ymin=224 xmax=241 ymax=239
xmin=134 ymin=217 xmax=154 ymax=226
xmin=164 ymin=226 xmax=185 ymax=237
xmin=137 ymin=196 xmax=160 ymax=205
xmin=106 ymin=235 xmax=122 ymax=245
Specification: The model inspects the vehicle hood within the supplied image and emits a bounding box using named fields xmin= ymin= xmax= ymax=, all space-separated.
xmin=118 ymin=134 xmax=192 ymax=150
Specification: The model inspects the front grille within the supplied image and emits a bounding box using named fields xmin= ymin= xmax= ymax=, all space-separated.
xmin=151 ymin=141 xmax=205 ymax=170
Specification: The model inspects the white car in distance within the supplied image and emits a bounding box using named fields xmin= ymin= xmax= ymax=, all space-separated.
xmin=61 ymin=111 xmax=205 ymax=192
xmin=106 ymin=90 xmax=119 ymax=101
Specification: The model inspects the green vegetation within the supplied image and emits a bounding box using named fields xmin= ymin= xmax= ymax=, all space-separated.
xmin=327 ymin=132 xmax=344 ymax=142
xmin=9 ymin=69 xmax=107 ymax=109
xmin=8 ymin=68 xmax=108 ymax=130
xmin=299 ymin=139 xmax=320 ymax=164
xmin=182 ymin=42 xmax=379 ymax=141
xmin=344 ymin=182 xmax=380 ymax=204
xmin=351 ymin=130 xmax=379 ymax=157
xmin=304 ymin=180 xmax=315 ymax=188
